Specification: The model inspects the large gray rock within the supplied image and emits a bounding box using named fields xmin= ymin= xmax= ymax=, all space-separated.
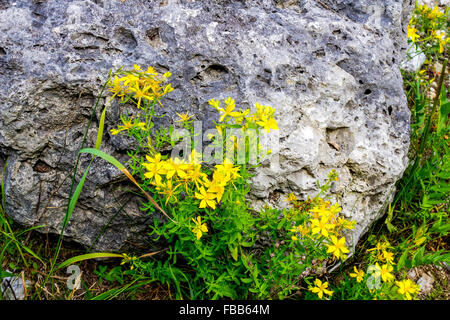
xmin=0 ymin=0 xmax=412 ymax=251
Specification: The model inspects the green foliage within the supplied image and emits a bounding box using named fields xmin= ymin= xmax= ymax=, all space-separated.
xmin=79 ymin=65 xmax=356 ymax=300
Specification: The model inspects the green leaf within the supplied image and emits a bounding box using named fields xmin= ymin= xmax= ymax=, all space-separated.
xmin=230 ymin=246 xmax=238 ymax=261
xmin=397 ymin=249 xmax=409 ymax=270
xmin=57 ymin=252 xmax=124 ymax=270
xmin=95 ymin=107 xmax=107 ymax=150
xmin=240 ymin=241 xmax=254 ymax=247
xmin=240 ymin=278 xmax=253 ymax=284
xmin=63 ymin=163 xmax=91 ymax=229
xmin=412 ymin=246 xmax=425 ymax=267
xmin=277 ymin=219 xmax=285 ymax=230
xmin=0 ymin=270 xmax=15 ymax=279
xmin=80 ymin=148 xmax=125 ymax=171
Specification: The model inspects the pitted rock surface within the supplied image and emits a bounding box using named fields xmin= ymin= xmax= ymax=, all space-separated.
xmin=0 ymin=0 xmax=412 ymax=250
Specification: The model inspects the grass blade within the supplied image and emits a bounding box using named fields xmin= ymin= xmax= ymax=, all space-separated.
xmin=63 ymin=163 xmax=92 ymax=230
xmin=80 ymin=148 xmax=124 ymax=170
xmin=79 ymin=148 xmax=176 ymax=223
xmin=57 ymin=252 xmax=124 ymax=270
xmin=95 ymin=107 xmax=107 ymax=150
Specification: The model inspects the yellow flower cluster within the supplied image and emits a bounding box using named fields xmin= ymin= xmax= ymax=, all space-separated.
xmin=347 ymin=241 xmax=420 ymax=299
xmin=143 ymin=151 xmax=241 ymax=211
xmin=364 ymin=241 xmax=396 ymax=284
xmin=208 ymin=98 xmax=279 ymax=133
xmin=418 ymin=4 xmax=444 ymax=19
xmin=107 ymin=64 xmax=173 ymax=108
xmin=288 ymin=197 xmax=355 ymax=260
xmin=409 ymin=4 xmax=449 ymax=53
xmin=367 ymin=241 xmax=395 ymax=265
xmin=143 ymin=151 xmax=240 ymax=240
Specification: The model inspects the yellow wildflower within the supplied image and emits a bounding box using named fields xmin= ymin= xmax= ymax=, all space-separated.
xmin=195 ymin=186 xmax=217 ymax=210
xmin=217 ymin=97 xmax=240 ymax=122
xmin=349 ymin=266 xmax=365 ymax=283
xmin=107 ymin=75 xmax=129 ymax=100
xmin=215 ymin=159 xmax=240 ymax=180
xmin=143 ymin=162 xmax=165 ymax=185
xmin=129 ymin=83 xmax=153 ymax=109
xmin=164 ymin=157 xmax=189 ymax=179
xmin=156 ymin=179 xmax=181 ymax=205
xmin=234 ymin=109 xmax=250 ymax=124
xmin=120 ymin=253 xmax=137 ymax=270
xmin=208 ymin=98 xmax=221 ymax=110
xmin=336 ymin=216 xmax=355 ymax=230
xmin=431 ymin=30 xmax=446 ymax=53
xmin=377 ymin=263 xmax=394 ymax=283
xmin=256 ymin=115 xmax=279 ymax=133
xmin=428 ymin=6 xmax=444 ymax=19
xmin=367 ymin=241 xmax=390 ymax=253
xmin=326 ymin=236 xmax=349 ymax=260
xmin=285 ymin=193 xmax=298 ymax=202
xmin=309 ymin=278 xmax=333 ymax=299
xmin=186 ymin=164 xmax=207 ymax=189
xmin=208 ymin=174 xmax=227 ymax=202
xmin=309 ymin=204 xmax=330 ymax=220
xmin=297 ymin=225 xmax=310 ymax=236
xmin=110 ymin=115 xmax=145 ymax=135
xmin=396 ymin=279 xmax=420 ymax=300
xmin=255 ymin=103 xmax=275 ymax=120
xmin=407 ymin=26 xmax=420 ymax=42
xmin=145 ymin=66 xmax=156 ymax=74
xmin=111 ymin=65 xmax=173 ymax=108
xmin=382 ymin=251 xmax=395 ymax=265
xmin=176 ymin=112 xmax=194 ymax=122
xmin=191 ymin=216 xmax=208 ymax=240
xmin=145 ymin=153 xmax=162 ymax=166
xmin=311 ymin=217 xmax=335 ymax=238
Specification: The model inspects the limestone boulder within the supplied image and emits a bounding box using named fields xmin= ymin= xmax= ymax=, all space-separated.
xmin=0 ymin=0 xmax=412 ymax=250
